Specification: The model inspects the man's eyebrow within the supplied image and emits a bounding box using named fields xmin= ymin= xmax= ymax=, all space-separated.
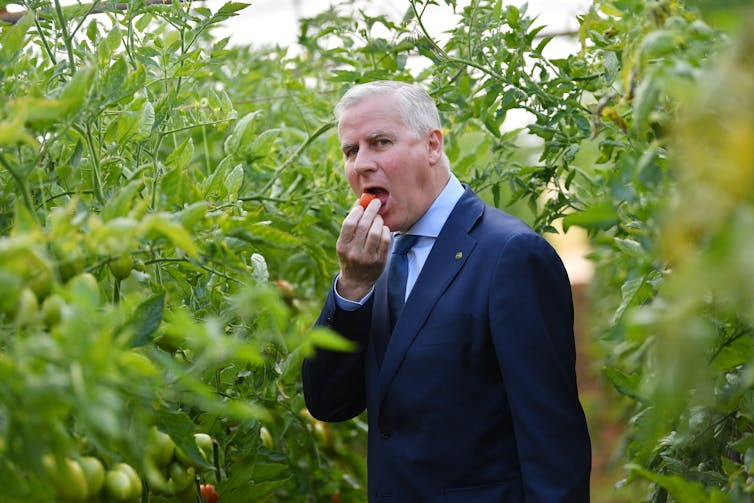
xmin=366 ymin=131 xmax=395 ymax=140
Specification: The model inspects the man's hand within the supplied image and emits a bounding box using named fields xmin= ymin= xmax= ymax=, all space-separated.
xmin=335 ymin=197 xmax=391 ymax=301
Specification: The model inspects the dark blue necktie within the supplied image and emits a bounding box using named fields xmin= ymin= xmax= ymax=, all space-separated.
xmin=387 ymin=234 xmax=420 ymax=331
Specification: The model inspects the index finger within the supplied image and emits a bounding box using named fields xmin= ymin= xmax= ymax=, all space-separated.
xmin=343 ymin=197 xmax=381 ymax=233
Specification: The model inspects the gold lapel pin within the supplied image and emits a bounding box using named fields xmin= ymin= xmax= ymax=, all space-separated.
xmin=455 ymin=251 xmax=463 ymax=260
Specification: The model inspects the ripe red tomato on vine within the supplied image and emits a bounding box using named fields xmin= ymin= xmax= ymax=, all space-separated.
xmin=200 ymin=483 xmax=219 ymax=503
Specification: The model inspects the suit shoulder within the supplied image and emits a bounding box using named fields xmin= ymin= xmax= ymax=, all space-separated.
xmin=454 ymin=189 xmax=551 ymax=250
xmin=475 ymin=205 xmax=537 ymax=240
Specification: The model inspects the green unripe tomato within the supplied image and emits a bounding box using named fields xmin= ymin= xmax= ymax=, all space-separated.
xmin=109 ymin=254 xmax=134 ymax=280
xmin=105 ymin=470 xmax=133 ymax=501
xmin=79 ymin=456 xmax=105 ymax=497
xmin=147 ymin=427 xmax=176 ymax=468
xmin=71 ymin=272 xmax=98 ymax=290
xmin=194 ymin=433 xmax=213 ymax=460
xmin=42 ymin=455 xmax=89 ymax=501
xmin=27 ymin=266 xmax=53 ymax=300
xmin=15 ymin=287 xmax=39 ymax=326
xmin=41 ymin=293 xmax=65 ymax=328
xmin=68 ymin=272 xmax=100 ymax=305
xmin=113 ymin=462 xmax=142 ymax=498
xmin=0 ymin=271 xmax=23 ymax=319
xmin=143 ymin=458 xmax=171 ymax=495
xmin=168 ymin=461 xmax=196 ymax=491
xmin=154 ymin=327 xmax=186 ymax=353
xmin=58 ymin=255 xmax=85 ymax=283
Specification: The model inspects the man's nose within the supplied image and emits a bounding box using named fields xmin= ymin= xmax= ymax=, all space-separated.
xmin=353 ymin=148 xmax=376 ymax=174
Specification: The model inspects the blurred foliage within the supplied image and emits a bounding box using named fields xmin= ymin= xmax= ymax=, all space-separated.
xmin=1 ymin=0 xmax=753 ymax=501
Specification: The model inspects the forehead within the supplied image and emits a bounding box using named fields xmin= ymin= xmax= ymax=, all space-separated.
xmin=338 ymin=94 xmax=407 ymax=141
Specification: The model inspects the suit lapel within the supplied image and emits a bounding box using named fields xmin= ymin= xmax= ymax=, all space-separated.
xmin=377 ymin=189 xmax=485 ymax=402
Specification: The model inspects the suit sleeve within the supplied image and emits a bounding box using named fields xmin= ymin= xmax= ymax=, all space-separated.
xmin=490 ymin=233 xmax=591 ymax=502
xmin=302 ymin=286 xmax=371 ymax=422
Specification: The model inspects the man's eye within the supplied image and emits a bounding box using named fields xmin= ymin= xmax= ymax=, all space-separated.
xmin=344 ymin=147 xmax=357 ymax=158
xmin=376 ymin=139 xmax=391 ymax=146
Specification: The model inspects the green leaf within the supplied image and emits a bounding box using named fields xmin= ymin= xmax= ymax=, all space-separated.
xmin=8 ymin=65 xmax=94 ymax=128
xmin=0 ymin=12 xmax=33 ymax=76
xmin=58 ymin=65 xmax=96 ymax=108
xmin=243 ymin=222 xmax=301 ymax=248
xmin=101 ymin=56 xmax=129 ymax=103
xmin=224 ymin=111 xmax=262 ymax=157
xmin=0 ymin=114 xmax=36 ymax=147
xmin=563 ymin=203 xmax=618 ymax=232
xmin=506 ymin=5 xmax=520 ymax=28
xmin=101 ymin=59 xmax=146 ymax=105
xmin=252 ymin=462 xmax=289 ymax=481
xmin=247 ymin=128 xmax=280 ymax=160
xmin=224 ymin=163 xmax=244 ymax=198
xmin=613 ymin=275 xmax=646 ymax=322
xmin=307 ymin=327 xmax=356 ymax=353
xmin=105 ymin=98 xmax=155 ymax=144
xmin=13 ymin=201 xmax=41 ymax=233
xmin=209 ymin=2 xmax=250 ymax=24
xmin=103 ymin=181 xmax=145 ymax=221
xmin=632 ymin=77 xmax=660 ymax=140
xmin=614 ymin=237 xmax=644 ymax=256
xmin=603 ymin=367 xmax=642 ymax=400
xmin=97 ymin=23 xmax=122 ymax=65
xmin=203 ymin=156 xmax=237 ymax=199
xmin=174 ymin=201 xmax=209 ymax=228
xmin=128 ymin=293 xmax=165 ymax=347
xmin=731 ymin=434 xmax=754 ymax=454
xmin=155 ymin=409 xmax=212 ymax=470
xmin=165 ymin=137 xmax=195 ymax=171
xmin=142 ymin=215 xmax=199 ymax=257
xmin=627 ymin=464 xmax=727 ymax=503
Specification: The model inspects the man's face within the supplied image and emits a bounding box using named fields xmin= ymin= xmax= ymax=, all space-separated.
xmin=338 ymin=93 xmax=446 ymax=233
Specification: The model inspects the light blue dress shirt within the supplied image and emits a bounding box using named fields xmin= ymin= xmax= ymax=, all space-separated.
xmin=335 ymin=173 xmax=465 ymax=310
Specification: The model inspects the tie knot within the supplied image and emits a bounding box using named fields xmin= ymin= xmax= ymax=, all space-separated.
xmin=392 ymin=234 xmax=420 ymax=256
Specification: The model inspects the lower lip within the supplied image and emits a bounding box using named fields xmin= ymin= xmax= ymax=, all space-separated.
xmin=377 ymin=196 xmax=388 ymax=212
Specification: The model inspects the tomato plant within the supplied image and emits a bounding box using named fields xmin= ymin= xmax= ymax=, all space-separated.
xmin=2 ymin=0 xmax=750 ymax=501
xmin=0 ymin=0 xmax=366 ymax=500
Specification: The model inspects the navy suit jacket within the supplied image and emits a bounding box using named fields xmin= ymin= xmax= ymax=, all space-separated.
xmin=303 ymin=188 xmax=591 ymax=502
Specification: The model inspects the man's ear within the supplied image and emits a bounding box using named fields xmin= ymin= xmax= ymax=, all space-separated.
xmin=426 ymin=128 xmax=444 ymax=165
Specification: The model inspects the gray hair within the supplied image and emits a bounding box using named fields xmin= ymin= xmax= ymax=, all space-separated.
xmin=334 ymin=80 xmax=442 ymax=138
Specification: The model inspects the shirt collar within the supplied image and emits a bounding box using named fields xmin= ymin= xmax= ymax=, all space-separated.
xmin=405 ymin=173 xmax=465 ymax=238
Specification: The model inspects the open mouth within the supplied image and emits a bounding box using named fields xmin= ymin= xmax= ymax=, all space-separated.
xmin=365 ymin=187 xmax=389 ymax=208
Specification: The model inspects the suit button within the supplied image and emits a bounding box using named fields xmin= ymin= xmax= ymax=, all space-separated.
xmin=381 ymin=431 xmax=391 ymax=439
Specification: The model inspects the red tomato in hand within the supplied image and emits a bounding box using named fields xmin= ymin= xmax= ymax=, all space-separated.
xmin=359 ymin=192 xmax=376 ymax=209
xmin=200 ymin=483 xmax=220 ymax=503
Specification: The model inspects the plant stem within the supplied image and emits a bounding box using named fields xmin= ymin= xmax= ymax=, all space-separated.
xmin=202 ymin=125 xmax=211 ymax=176
xmin=78 ymin=123 xmax=106 ymax=205
xmin=69 ymin=0 xmax=101 ymax=39
xmin=32 ymin=14 xmax=57 ymax=66
xmin=258 ymin=121 xmax=335 ymax=195
xmin=160 ymin=118 xmax=234 ymax=137
xmin=150 ymin=134 xmax=164 ymax=210
xmin=53 ymin=0 xmax=77 ymax=74
xmin=0 ymin=153 xmax=40 ymax=226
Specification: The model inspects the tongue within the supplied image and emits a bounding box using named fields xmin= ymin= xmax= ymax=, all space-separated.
xmin=371 ymin=188 xmax=389 ymax=206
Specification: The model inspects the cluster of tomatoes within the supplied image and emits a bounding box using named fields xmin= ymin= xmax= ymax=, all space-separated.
xmin=42 ymin=427 xmax=220 ymax=502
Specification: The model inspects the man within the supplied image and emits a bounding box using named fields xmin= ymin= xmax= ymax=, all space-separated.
xmin=302 ymin=80 xmax=591 ymax=502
